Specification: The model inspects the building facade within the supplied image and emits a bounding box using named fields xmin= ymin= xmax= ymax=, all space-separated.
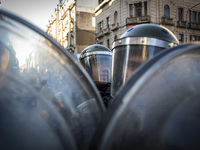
xmin=46 ymin=0 xmax=98 ymax=55
xmin=95 ymin=0 xmax=200 ymax=48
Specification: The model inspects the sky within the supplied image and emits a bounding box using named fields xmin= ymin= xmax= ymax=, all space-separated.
xmin=1 ymin=0 xmax=59 ymax=31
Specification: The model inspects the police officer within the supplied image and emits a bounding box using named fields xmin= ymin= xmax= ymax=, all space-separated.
xmin=111 ymin=24 xmax=179 ymax=97
xmin=0 ymin=8 xmax=105 ymax=150
xmin=79 ymin=44 xmax=112 ymax=107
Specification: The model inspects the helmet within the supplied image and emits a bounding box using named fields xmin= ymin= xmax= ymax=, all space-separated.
xmin=89 ymin=43 xmax=200 ymax=150
xmin=111 ymin=23 xmax=179 ymax=96
xmin=0 ymin=8 xmax=105 ymax=150
xmin=79 ymin=44 xmax=112 ymax=106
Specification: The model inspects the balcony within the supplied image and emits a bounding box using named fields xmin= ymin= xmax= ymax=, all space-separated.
xmin=177 ymin=20 xmax=187 ymax=28
xmin=104 ymin=27 xmax=111 ymax=35
xmin=126 ymin=15 xmax=150 ymax=25
xmin=111 ymin=23 xmax=119 ymax=31
xmin=161 ymin=17 xmax=174 ymax=25
xmin=189 ymin=22 xmax=200 ymax=30
xmin=96 ymin=31 xmax=104 ymax=38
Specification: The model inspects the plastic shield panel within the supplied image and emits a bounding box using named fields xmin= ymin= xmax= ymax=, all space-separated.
xmin=0 ymin=8 xmax=105 ymax=150
xmin=90 ymin=44 xmax=200 ymax=150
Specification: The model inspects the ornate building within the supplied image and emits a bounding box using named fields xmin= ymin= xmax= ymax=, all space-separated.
xmin=95 ymin=0 xmax=200 ymax=48
xmin=46 ymin=0 xmax=98 ymax=55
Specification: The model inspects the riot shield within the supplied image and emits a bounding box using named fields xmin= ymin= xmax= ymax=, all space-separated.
xmin=90 ymin=43 xmax=200 ymax=150
xmin=0 ymin=8 xmax=105 ymax=150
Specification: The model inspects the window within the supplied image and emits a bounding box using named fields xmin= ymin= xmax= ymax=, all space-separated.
xmin=98 ymin=21 xmax=103 ymax=32
xmin=129 ymin=4 xmax=133 ymax=17
xmin=144 ymin=1 xmax=147 ymax=16
xmin=178 ymin=8 xmax=183 ymax=21
xmin=100 ymin=21 xmax=103 ymax=31
xmin=192 ymin=11 xmax=197 ymax=23
xmin=198 ymin=12 xmax=200 ymax=24
xmin=190 ymin=35 xmax=200 ymax=41
xmin=164 ymin=5 xmax=170 ymax=18
xmin=190 ymin=35 xmax=196 ymax=41
xmin=114 ymin=11 xmax=118 ymax=24
xmin=114 ymin=35 xmax=118 ymax=41
xmin=106 ymin=17 xmax=110 ymax=28
xmin=70 ymin=37 xmax=74 ymax=47
xmin=92 ymin=17 xmax=96 ymax=27
xmin=107 ymin=39 xmax=110 ymax=49
xmin=135 ymin=2 xmax=142 ymax=17
xmin=178 ymin=34 xmax=184 ymax=43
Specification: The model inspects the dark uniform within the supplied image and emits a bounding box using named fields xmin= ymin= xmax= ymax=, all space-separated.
xmin=79 ymin=44 xmax=112 ymax=107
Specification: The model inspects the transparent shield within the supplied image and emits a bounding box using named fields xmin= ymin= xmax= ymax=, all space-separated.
xmin=0 ymin=9 xmax=105 ymax=150
xmin=0 ymin=72 xmax=77 ymax=150
xmin=111 ymin=45 xmax=165 ymax=96
xmin=90 ymin=44 xmax=200 ymax=150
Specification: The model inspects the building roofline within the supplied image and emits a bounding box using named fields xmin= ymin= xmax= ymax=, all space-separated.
xmin=95 ymin=0 xmax=111 ymax=13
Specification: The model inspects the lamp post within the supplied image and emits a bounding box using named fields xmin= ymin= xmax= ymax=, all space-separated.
xmin=185 ymin=2 xmax=200 ymax=42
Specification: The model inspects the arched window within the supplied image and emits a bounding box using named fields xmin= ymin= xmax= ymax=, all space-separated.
xmin=164 ymin=5 xmax=170 ymax=18
xmin=114 ymin=11 xmax=118 ymax=24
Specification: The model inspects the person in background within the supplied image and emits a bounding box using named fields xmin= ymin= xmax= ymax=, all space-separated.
xmin=79 ymin=44 xmax=112 ymax=107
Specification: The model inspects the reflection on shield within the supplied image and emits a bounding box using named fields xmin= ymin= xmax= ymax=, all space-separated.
xmin=89 ymin=43 xmax=200 ymax=150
